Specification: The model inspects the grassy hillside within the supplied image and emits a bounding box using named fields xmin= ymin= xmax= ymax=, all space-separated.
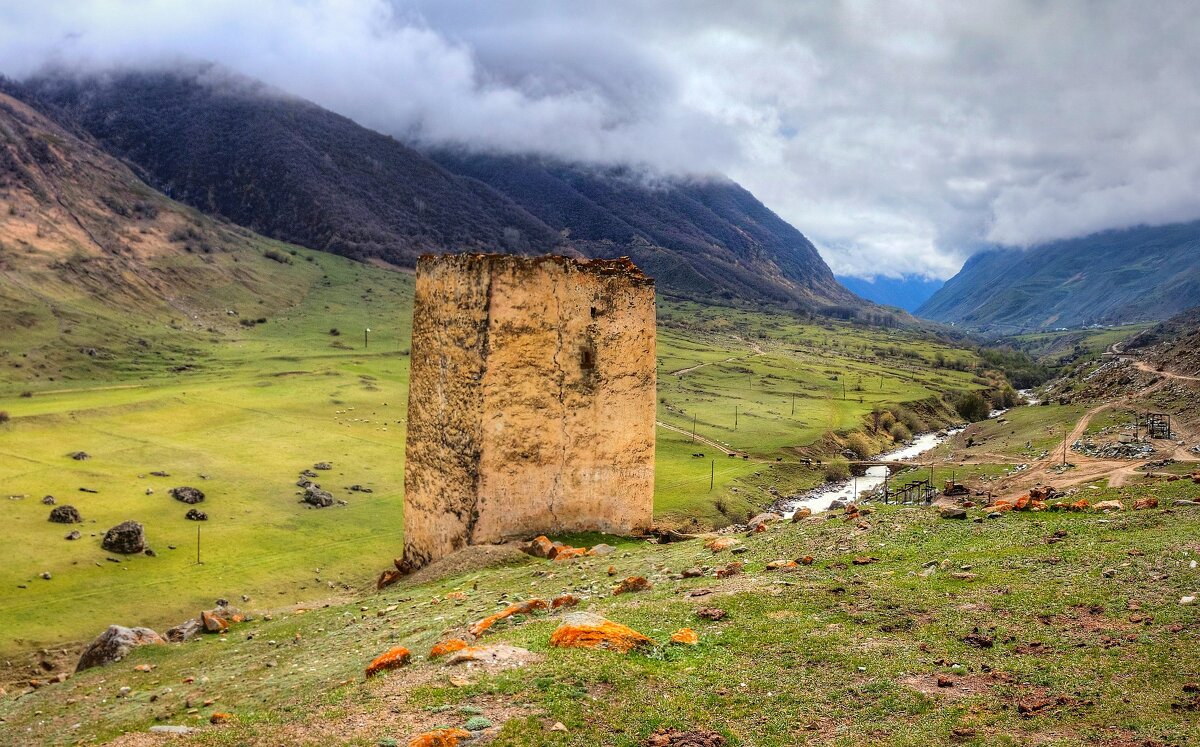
xmin=2 ymin=482 xmax=1198 ymax=746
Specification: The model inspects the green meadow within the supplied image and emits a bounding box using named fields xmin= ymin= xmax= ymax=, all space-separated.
xmin=1 ymin=246 xmax=988 ymax=654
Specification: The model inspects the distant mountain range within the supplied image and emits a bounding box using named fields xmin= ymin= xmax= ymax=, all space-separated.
xmin=917 ymin=222 xmax=1200 ymax=331
xmin=13 ymin=67 xmax=861 ymax=312
xmin=835 ymin=275 xmax=943 ymax=312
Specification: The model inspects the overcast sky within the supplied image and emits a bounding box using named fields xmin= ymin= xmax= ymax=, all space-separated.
xmin=4 ymin=0 xmax=1199 ymax=280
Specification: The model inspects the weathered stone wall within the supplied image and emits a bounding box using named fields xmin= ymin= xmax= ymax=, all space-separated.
xmin=402 ymin=254 xmax=655 ymax=570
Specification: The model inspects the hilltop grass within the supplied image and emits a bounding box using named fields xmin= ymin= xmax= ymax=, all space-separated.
xmin=1 ymin=247 xmax=993 ymax=656
xmin=2 ymin=480 xmax=1197 ymax=746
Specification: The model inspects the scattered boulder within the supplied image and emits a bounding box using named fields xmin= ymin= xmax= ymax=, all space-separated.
xmin=645 ymin=728 xmax=728 ymax=746
xmin=791 ymin=507 xmax=812 ymax=522
xmin=705 ymin=537 xmax=739 ymax=553
xmin=1093 ymin=500 xmax=1124 ymax=512
xmin=444 ymin=644 xmax=534 ymax=668
xmin=76 ymin=625 xmax=164 ymax=672
xmin=185 ymin=508 xmax=208 ymax=521
xmin=522 ymin=535 xmax=555 ymax=558
xmin=588 ymin=543 xmax=616 ymax=556
xmin=469 ymin=599 xmax=548 ymax=638
xmin=613 ymin=576 xmax=652 ymax=595
xmin=170 ymin=487 xmax=205 ymax=504
xmin=1133 ymin=497 xmax=1158 ymax=510
xmin=765 ymin=560 xmax=799 ymax=571
xmin=70 ymin=451 xmax=90 ymax=461
xmin=549 ymin=611 xmax=652 ymax=653
xmin=407 ymin=728 xmax=472 ymax=747
xmin=303 ymin=486 xmax=335 ymax=508
xmin=746 ymin=512 xmax=782 ymax=530
xmin=670 ymin=628 xmax=699 ymax=645
xmin=166 ymin=618 xmax=203 ymax=643
xmin=102 ymin=521 xmax=146 ymax=554
xmin=313 ymin=462 xmax=333 ymax=470
xmin=551 ymin=593 xmax=580 ymax=609
xmin=65 ymin=530 xmax=81 ymax=540
xmin=696 ymin=607 xmax=727 ymax=621
xmin=41 ymin=495 xmax=55 ymax=505
xmin=48 ymin=505 xmax=82 ymax=524
xmin=939 ymin=507 xmax=968 ymax=520
xmin=365 ymin=646 xmax=410 ymax=676
xmin=201 ymin=610 xmax=228 ymax=633
xmin=429 ymin=639 xmax=470 ymax=658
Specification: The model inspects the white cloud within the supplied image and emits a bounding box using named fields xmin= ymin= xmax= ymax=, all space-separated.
xmin=2 ymin=0 xmax=1199 ymax=280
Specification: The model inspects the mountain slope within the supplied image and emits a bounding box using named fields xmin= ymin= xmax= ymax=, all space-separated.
xmin=18 ymin=67 xmax=860 ymax=310
xmin=0 ymin=86 xmax=394 ymax=387
xmin=429 ymin=151 xmax=856 ymax=307
xmin=835 ymin=274 xmax=943 ymax=312
xmin=917 ymin=222 xmax=1200 ymax=331
xmin=16 ymin=68 xmax=562 ymax=265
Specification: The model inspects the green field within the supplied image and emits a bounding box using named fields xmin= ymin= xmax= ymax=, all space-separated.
xmin=1 ymin=246 xmax=994 ymax=655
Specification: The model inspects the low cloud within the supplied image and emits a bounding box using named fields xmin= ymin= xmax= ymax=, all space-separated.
xmin=3 ymin=0 xmax=1198 ymax=280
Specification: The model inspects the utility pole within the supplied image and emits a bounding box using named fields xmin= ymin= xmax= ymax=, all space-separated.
xmin=364 ymin=327 xmax=371 ymax=350
xmin=791 ymin=393 xmax=795 ymax=415
xmin=196 ymin=526 xmax=202 ymax=565
xmin=735 ymin=405 xmax=738 ymax=429
xmin=710 ymin=460 xmax=714 ymax=490
xmin=1063 ymin=426 xmax=1068 ymax=466
xmin=691 ymin=414 xmax=697 ymax=443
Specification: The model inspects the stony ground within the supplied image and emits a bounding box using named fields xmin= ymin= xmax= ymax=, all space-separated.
xmin=2 ymin=474 xmax=1198 ymax=746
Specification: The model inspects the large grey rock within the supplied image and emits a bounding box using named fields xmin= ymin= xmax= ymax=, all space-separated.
xmin=165 ymin=617 xmax=203 ymax=642
xmin=170 ymin=486 xmax=205 ymax=504
xmin=48 ymin=505 xmax=82 ymax=524
xmin=76 ymin=625 xmax=164 ymax=671
xmin=102 ymin=521 xmax=146 ymax=554
xmin=303 ymin=486 xmax=334 ymax=508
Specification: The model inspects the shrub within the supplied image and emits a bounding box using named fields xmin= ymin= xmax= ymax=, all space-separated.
xmin=889 ymin=422 xmax=912 ymax=442
xmin=263 ymin=249 xmax=291 ymax=264
xmin=329 ymin=328 xmax=341 ymax=336
xmin=992 ymin=386 xmax=1018 ymax=409
xmin=824 ymin=461 xmax=851 ymax=482
xmin=843 ymin=433 xmax=873 ymax=460
xmin=887 ymin=406 xmax=925 ymax=434
xmin=239 ymin=318 xmax=256 ymax=327
xmin=954 ymin=392 xmax=991 ymax=422
xmin=0 ymin=410 xmax=9 ymax=424
xmin=19 ymin=391 xmax=32 ymax=398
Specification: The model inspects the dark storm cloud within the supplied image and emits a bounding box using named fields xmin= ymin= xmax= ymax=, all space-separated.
xmin=3 ymin=1 xmax=1198 ymax=279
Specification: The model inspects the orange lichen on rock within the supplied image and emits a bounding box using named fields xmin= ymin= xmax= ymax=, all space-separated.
xmin=799 ymin=555 xmax=815 ymax=565
xmin=1014 ymin=495 xmax=1031 ymax=510
xmin=209 ymin=712 xmax=232 ymax=724
xmin=765 ymin=560 xmax=798 ymax=571
xmin=429 ymin=639 xmax=470 ymax=658
xmin=715 ymin=561 xmax=744 ymax=579
xmin=1134 ymin=497 xmax=1159 ymax=510
xmin=408 ymin=727 xmax=473 ymax=747
xmin=365 ymin=646 xmax=411 ymax=677
xmin=705 ymin=537 xmax=739 ymax=553
xmin=552 ymin=546 xmax=588 ymax=562
xmin=468 ymin=598 xmax=548 ymax=638
xmin=670 ymin=628 xmax=699 ymax=645
xmin=550 ymin=611 xmax=652 ymax=653
xmin=1070 ymin=499 xmax=1090 ymax=511
xmin=551 ymin=593 xmax=580 ymax=609
xmin=613 ymin=576 xmax=652 ymax=595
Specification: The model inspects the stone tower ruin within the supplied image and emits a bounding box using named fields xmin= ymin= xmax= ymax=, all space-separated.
xmin=400 ymin=254 xmax=656 ymax=571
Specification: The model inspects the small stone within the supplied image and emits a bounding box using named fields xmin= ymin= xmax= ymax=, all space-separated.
xmin=1102 ymin=569 xmax=1117 ymax=578
xmin=1181 ymin=596 xmax=1197 ymax=606
xmin=40 ymin=572 xmax=51 ymax=580
xmin=549 ymin=722 xmax=568 ymax=732
xmin=185 ymin=509 xmax=208 ymax=521
xmin=313 ymin=462 xmax=333 ymax=470
xmin=939 ymin=507 xmax=968 ymax=520
xmin=41 ymin=495 xmax=55 ymax=505
xmin=65 ymin=530 xmax=81 ymax=540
